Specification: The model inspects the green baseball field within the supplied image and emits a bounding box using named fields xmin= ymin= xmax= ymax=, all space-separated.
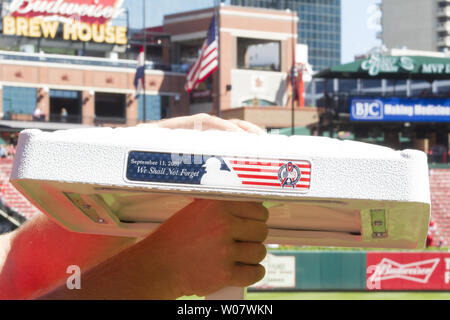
xmin=180 ymin=291 xmax=450 ymax=300
xmin=246 ymin=291 xmax=450 ymax=300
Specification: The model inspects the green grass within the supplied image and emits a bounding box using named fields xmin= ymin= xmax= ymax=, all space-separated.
xmin=179 ymin=291 xmax=450 ymax=300
xmin=268 ymin=246 xmax=450 ymax=252
xmin=246 ymin=291 xmax=450 ymax=300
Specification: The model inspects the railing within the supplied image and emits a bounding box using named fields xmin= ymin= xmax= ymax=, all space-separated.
xmin=428 ymin=142 xmax=449 ymax=166
xmin=437 ymin=7 xmax=450 ymax=17
xmin=437 ymin=36 xmax=450 ymax=47
xmin=429 ymin=162 xmax=450 ymax=169
xmin=437 ymin=22 xmax=450 ymax=32
xmin=4 ymin=113 xmax=123 ymax=125
xmin=2 ymin=112 xmax=164 ymax=127
xmin=0 ymin=50 xmax=188 ymax=73
xmin=48 ymin=114 xmax=83 ymax=124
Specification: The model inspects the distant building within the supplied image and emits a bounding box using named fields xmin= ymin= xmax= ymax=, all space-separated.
xmin=381 ymin=0 xmax=450 ymax=52
xmin=164 ymin=5 xmax=317 ymax=130
xmin=230 ymin=0 xmax=341 ymax=71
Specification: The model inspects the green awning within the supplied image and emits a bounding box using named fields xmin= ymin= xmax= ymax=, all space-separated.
xmin=278 ymin=126 xmax=311 ymax=136
xmin=314 ymin=55 xmax=450 ymax=80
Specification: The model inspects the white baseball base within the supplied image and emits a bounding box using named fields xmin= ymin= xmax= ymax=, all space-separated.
xmin=10 ymin=127 xmax=432 ymax=299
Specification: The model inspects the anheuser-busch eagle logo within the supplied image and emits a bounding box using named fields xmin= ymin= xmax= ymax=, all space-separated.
xmin=367 ymin=258 xmax=440 ymax=289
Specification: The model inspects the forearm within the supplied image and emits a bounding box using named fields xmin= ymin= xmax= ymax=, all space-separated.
xmin=39 ymin=231 xmax=181 ymax=300
xmin=40 ymin=200 xmax=269 ymax=300
xmin=0 ymin=213 xmax=137 ymax=300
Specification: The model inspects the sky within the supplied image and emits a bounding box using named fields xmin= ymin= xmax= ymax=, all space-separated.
xmin=120 ymin=0 xmax=381 ymax=64
xmin=341 ymin=0 xmax=381 ymax=63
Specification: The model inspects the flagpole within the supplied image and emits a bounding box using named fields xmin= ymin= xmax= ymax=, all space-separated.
xmin=143 ymin=0 xmax=147 ymax=122
xmin=291 ymin=9 xmax=296 ymax=136
xmin=216 ymin=1 xmax=221 ymax=118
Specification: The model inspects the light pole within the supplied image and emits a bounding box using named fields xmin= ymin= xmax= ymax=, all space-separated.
xmin=291 ymin=10 xmax=297 ymax=136
xmin=215 ymin=0 xmax=221 ymax=118
xmin=291 ymin=65 xmax=297 ymax=136
xmin=142 ymin=0 xmax=147 ymax=122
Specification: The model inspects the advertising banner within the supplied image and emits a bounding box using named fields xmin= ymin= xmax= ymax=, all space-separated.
xmin=350 ymin=97 xmax=450 ymax=122
xmin=250 ymin=253 xmax=296 ymax=290
xmin=366 ymin=252 xmax=450 ymax=290
xmin=2 ymin=0 xmax=127 ymax=44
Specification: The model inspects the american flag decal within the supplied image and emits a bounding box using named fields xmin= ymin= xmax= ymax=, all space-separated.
xmin=185 ymin=15 xmax=219 ymax=93
xmin=224 ymin=157 xmax=312 ymax=191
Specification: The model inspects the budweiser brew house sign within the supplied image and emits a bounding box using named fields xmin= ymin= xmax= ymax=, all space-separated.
xmin=2 ymin=0 xmax=127 ymax=44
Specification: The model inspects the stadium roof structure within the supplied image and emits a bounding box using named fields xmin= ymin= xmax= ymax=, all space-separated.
xmin=314 ymin=55 xmax=450 ymax=81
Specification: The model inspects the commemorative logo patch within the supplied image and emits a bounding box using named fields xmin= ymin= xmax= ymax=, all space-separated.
xmin=278 ymin=162 xmax=302 ymax=188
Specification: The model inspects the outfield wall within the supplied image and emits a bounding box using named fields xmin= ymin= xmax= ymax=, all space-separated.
xmin=249 ymin=251 xmax=450 ymax=291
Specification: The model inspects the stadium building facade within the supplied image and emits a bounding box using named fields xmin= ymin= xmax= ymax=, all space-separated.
xmin=313 ymin=48 xmax=450 ymax=164
xmin=164 ymin=5 xmax=317 ymax=129
xmin=230 ymin=0 xmax=342 ymax=71
xmin=0 ymin=1 xmax=318 ymax=145
xmin=0 ymin=0 xmax=189 ymax=134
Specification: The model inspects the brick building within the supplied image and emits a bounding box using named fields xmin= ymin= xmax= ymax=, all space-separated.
xmin=0 ymin=2 xmax=318 ymax=142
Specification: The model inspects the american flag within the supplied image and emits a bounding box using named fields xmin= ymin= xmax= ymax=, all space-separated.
xmin=185 ymin=16 xmax=219 ymax=93
xmin=224 ymin=157 xmax=312 ymax=191
xmin=134 ymin=46 xmax=145 ymax=98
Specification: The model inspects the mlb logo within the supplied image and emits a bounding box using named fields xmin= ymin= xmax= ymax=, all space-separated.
xmin=351 ymin=99 xmax=384 ymax=120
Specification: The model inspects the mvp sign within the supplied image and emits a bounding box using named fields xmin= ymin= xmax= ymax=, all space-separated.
xmin=2 ymin=0 xmax=127 ymax=44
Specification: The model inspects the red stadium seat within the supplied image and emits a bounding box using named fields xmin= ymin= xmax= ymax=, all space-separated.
xmin=0 ymin=159 xmax=41 ymax=220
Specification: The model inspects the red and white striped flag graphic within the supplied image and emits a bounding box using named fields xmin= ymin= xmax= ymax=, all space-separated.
xmin=225 ymin=157 xmax=311 ymax=190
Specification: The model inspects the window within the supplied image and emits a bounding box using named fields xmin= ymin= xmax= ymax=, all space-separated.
xmin=178 ymin=41 xmax=204 ymax=66
xmin=190 ymin=76 xmax=213 ymax=104
xmin=2 ymin=86 xmax=37 ymax=116
xmin=138 ymin=95 xmax=162 ymax=121
xmin=49 ymin=89 xmax=81 ymax=123
xmin=50 ymin=90 xmax=79 ymax=99
xmin=237 ymin=38 xmax=281 ymax=72
xmin=95 ymin=92 xmax=126 ymax=123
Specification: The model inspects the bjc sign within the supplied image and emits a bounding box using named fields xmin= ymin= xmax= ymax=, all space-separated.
xmin=351 ymin=100 xmax=383 ymax=120
xmin=350 ymin=97 xmax=450 ymax=122
xmin=366 ymin=253 xmax=450 ymax=290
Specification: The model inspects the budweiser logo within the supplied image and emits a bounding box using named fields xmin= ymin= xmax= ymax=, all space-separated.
xmin=7 ymin=0 xmax=125 ymax=24
xmin=367 ymin=258 xmax=440 ymax=289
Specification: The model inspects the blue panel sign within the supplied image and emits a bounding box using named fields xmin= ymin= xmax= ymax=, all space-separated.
xmin=126 ymin=151 xmax=228 ymax=185
xmin=350 ymin=97 xmax=450 ymax=122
